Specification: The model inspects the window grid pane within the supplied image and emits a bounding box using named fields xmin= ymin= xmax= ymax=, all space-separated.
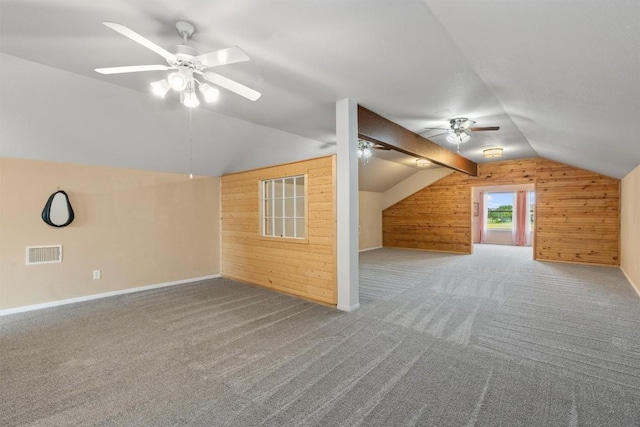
xmin=271 ymin=180 xmax=276 ymax=235
xmin=261 ymin=175 xmax=306 ymax=238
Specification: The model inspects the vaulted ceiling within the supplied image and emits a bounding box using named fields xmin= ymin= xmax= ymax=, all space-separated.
xmin=1 ymin=0 xmax=638 ymax=185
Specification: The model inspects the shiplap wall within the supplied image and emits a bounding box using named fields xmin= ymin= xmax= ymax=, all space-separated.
xmin=383 ymin=171 xmax=472 ymax=253
xmin=383 ymin=158 xmax=620 ymax=266
xmin=221 ymin=156 xmax=337 ymax=305
xmin=536 ymin=159 xmax=620 ymax=265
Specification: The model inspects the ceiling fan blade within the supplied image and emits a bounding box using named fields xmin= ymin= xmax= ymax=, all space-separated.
xmin=95 ymin=64 xmax=171 ymax=75
xmin=372 ymin=144 xmax=391 ymax=150
xmin=202 ymin=71 xmax=261 ymax=101
xmin=102 ymin=22 xmax=176 ymax=62
xmin=459 ymin=119 xmax=476 ymax=130
xmin=197 ymin=47 xmax=250 ymax=68
xmin=469 ymin=126 xmax=500 ymax=132
xmin=420 ymin=131 xmax=448 ymax=138
xmin=429 ymin=132 xmax=449 ymax=138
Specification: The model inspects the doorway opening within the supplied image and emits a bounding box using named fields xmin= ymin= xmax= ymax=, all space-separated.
xmin=472 ymin=184 xmax=535 ymax=251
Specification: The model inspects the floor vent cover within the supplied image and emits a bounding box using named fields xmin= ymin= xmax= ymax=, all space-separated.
xmin=26 ymin=245 xmax=62 ymax=265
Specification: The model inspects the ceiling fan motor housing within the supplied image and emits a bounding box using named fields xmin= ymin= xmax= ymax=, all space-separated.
xmin=450 ymin=117 xmax=476 ymax=131
xmin=171 ymin=21 xmax=200 ymax=68
xmin=172 ymin=44 xmax=201 ymax=68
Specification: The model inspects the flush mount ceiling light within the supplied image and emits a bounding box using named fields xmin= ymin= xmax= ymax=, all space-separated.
xmin=95 ymin=21 xmax=261 ymax=108
xmin=416 ymin=158 xmax=431 ymax=167
xmin=483 ymin=147 xmax=504 ymax=158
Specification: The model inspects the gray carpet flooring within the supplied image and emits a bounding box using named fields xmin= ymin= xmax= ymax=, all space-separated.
xmin=2 ymin=245 xmax=639 ymax=426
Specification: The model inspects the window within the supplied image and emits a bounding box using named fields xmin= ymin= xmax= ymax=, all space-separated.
xmin=529 ymin=191 xmax=535 ymax=227
xmin=261 ymin=175 xmax=306 ymax=239
xmin=486 ymin=192 xmax=513 ymax=231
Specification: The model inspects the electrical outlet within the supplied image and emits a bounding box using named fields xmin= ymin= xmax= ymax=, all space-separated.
xmin=93 ymin=270 xmax=101 ymax=279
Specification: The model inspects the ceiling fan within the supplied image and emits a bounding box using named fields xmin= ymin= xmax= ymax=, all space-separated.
xmin=95 ymin=21 xmax=261 ymax=107
xmin=357 ymin=139 xmax=390 ymax=162
xmin=422 ymin=118 xmax=499 ymax=152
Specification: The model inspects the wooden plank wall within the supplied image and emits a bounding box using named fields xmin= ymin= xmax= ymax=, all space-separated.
xmin=383 ymin=158 xmax=620 ymax=266
xmin=221 ymin=156 xmax=337 ymax=305
xmin=383 ymin=172 xmax=472 ymax=253
xmin=536 ymin=159 xmax=620 ymax=265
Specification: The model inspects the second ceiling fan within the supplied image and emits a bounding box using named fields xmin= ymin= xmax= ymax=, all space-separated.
xmin=423 ymin=118 xmax=499 ymax=152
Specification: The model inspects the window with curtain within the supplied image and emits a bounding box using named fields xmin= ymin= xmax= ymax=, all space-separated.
xmin=480 ymin=189 xmax=535 ymax=246
xmin=261 ymin=175 xmax=306 ymax=239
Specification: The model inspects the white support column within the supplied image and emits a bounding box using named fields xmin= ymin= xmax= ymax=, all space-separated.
xmin=336 ymin=98 xmax=360 ymax=312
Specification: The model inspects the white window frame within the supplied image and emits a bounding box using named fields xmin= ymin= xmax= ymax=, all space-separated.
xmin=485 ymin=191 xmax=514 ymax=232
xmin=261 ymin=175 xmax=307 ymax=240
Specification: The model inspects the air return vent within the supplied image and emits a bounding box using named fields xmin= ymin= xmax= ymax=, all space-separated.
xmin=26 ymin=245 xmax=62 ymax=265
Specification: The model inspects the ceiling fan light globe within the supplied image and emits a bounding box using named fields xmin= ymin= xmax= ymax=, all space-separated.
xmin=168 ymin=72 xmax=188 ymax=91
xmin=447 ymin=131 xmax=470 ymax=144
xmin=199 ymin=83 xmax=220 ymax=103
xmin=183 ymin=91 xmax=200 ymax=108
xmin=150 ymin=79 xmax=171 ymax=98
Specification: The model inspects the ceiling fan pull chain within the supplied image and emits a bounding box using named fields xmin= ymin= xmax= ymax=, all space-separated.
xmin=189 ymin=108 xmax=193 ymax=179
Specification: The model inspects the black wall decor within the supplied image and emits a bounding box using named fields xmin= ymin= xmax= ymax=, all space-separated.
xmin=42 ymin=190 xmax=75 ymax=227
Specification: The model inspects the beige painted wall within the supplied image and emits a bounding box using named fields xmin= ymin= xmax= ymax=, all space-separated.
xmin=358 ymin=191 xmax=383 ymax=250
xmin=0 ymin=157 xmax=220 ymax=310
xmin=621 ymin=164 xmax=640 ymax=294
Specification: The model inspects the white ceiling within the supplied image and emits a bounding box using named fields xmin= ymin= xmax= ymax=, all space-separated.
xmin=1 ymin=0 xmax=638 ymax=184
xmin=358 ymin=149 xmax=446 ymax=193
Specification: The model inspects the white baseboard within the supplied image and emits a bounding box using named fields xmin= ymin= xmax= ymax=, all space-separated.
xmin=0 ymin=274 xmax=221 ymax=317
xmin=337 ymin=303 xmax=360 ymax=312
xmin=359 ymin=246 xmax=382 ymax=253
xmin=621 ymin=266 xmax=640 ymax=298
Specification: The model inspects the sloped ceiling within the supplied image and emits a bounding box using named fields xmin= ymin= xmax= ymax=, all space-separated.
xmin=0 ymin=0 xmax=638 ymax=182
